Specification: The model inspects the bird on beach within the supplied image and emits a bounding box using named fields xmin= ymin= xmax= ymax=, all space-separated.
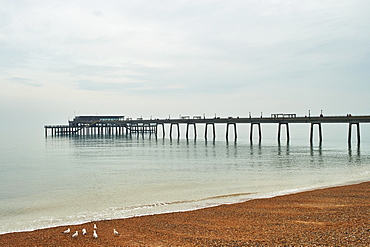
xmin=114 ymin=229 xmax=119 ymax=235
xmin=82 ymin=228 xmax=87 ymax=235
xmin=62 ymin=228 xmax=70 ymax=234
xmin=71 ymin=231 xmax=78 ymax=238
xmin=94 ymin=223 xmax=97 ymax=229
xmin=93 ymin=230 xmax=98 ymax=239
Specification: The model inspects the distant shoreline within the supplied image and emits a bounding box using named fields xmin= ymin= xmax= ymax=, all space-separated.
xmin=1 ymin=181 xmax=369 ymax=246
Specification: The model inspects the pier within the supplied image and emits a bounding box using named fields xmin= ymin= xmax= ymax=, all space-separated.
xmin=44 ymin=114 xmax=370 ymax=146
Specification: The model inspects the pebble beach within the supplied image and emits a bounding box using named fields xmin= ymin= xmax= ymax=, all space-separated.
xmin=1 ymin=181 xmax=369 ymax=246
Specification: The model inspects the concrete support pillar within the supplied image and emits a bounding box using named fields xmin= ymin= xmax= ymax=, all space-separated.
xmin=170 ymin=123 xmax=180 ymax=139
xmin=205 ymin=123 xmax=216 ymax=140
xmin=186 ymin=123 xmax=197 ymax=140
xmin=250 ymin=123 xmax=262 ymax=143
xmin=278 ymin=123 xmax=290 ymax=143
xmin=156 ymin=123 xmax=165 ymax=138
xmin=226 ymin=123 xmax=237 ymax=140
xmin=348 ymin=123 xmax=360 ymax=146
xmin=310 ymin=123 xmax=322 ymax=145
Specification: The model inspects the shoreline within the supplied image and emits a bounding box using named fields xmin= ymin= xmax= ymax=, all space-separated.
xmin=1 ymin=181 xmax=370 ymax=246
xmin=0 ymin=180 xmax=363 ymax=236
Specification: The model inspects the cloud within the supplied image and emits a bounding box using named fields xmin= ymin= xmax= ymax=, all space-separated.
xmin=9 ymin=77 xmax=42 ymax=87
xmin=1 ymin=0 xmax=370 ymax=124
xmin=91 ymin=10 xmax=104 ymax=17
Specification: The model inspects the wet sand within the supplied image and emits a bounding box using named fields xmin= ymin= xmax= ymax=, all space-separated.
xmin=1 ymin=182 xmax=370 ymax=246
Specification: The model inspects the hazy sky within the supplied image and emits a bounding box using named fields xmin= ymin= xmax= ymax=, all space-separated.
xmin=1 ymin=0 xmax=369 ymax=127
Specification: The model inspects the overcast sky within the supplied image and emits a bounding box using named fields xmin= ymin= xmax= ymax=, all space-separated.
xmin=1 ymin=0 xmax=369 ymax=127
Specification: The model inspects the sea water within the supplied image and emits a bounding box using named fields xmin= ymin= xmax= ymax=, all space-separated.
xmin=0 ymin=124 xmax=370 ymax=234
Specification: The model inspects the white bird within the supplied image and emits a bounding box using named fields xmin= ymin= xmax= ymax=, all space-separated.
xmin=94 ymin=223 xmax=97 ymax=229
xmin=62 ymin=228 xmax=70 ymax=234
xmin=93 ymin=230 xmax=98 ymax=239
xmin=113 ymin=229 xmax=119 ymax=235
xmin=71 ymin=231 xmax=78 ymax=238
xmin=82 ymin=228 xmax=87 ymax=235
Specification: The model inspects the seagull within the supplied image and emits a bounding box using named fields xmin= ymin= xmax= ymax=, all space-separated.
xmin=94 ymin=223 xmax=97 ymax=229
xmin=62 ymin=228 xmax=70 ymax=234
xmin=113 ymin=229 xmax=119 ymax=235
xmin=71 ymin=231 xmax=78 ymax=238
xmin=93 ymin=230 xmax=98 ymax=239
xmin=82 ymin=228 xmax=87 ymax=235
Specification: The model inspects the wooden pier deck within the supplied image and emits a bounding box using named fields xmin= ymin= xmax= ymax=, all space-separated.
xmin=44 ymin=115 xmax=370 ymax=145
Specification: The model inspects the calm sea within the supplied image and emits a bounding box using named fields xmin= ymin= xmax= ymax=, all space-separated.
xmin=1 ymin=123 xmax=370 ymax=234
